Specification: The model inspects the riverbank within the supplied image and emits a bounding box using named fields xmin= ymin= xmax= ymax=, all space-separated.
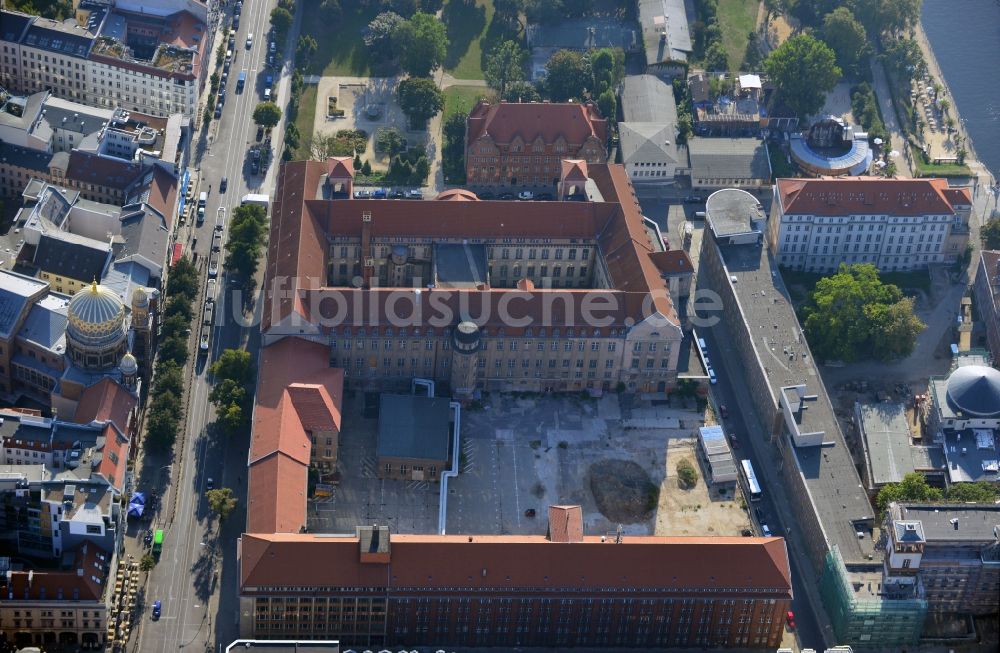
xmin=912 ymin=15 xmax=997 ymax=192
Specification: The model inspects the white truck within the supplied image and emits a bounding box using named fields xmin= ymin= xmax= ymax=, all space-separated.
xmin=241 ymin=193 xmax=269 ymax=211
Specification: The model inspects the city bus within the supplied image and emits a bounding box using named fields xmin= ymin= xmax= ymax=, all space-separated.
xmin=152 ymin=529 xmax=164 ymax=557
xmin=739 ymin=459 xmax=762 ymax=502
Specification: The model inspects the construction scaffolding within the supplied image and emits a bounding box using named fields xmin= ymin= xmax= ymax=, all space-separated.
xmin=820 ymin=546 xmax=926 ymax=647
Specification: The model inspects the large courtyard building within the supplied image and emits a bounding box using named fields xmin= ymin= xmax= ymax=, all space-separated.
xmin=464 ymin=101 xmax=608 ymax=187
xmin=0 ymin=1 xmax=209 ymax=119
xmin=238 ymin=510 xmax=793 ymax=649
xmin=263 ymin=157 xmax=683 ymax=396
xmin=769 ymin=177 xmax=972 ymax=273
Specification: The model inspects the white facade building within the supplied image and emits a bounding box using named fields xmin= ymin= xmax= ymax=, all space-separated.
xmin=769 ymin=177 xmax=972 ymax=273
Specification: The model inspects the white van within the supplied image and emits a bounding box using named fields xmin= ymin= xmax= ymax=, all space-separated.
xmin=263 ymin=88 xmax=271 ymax=101
xmin=198 ymin=191 xmax=207 ymax=207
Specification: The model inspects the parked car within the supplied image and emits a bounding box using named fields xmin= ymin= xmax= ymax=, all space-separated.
xmin=353 ymin=189 xmax=371 ymax=199
xmin=729 ymin=433 xmax=740 ymax=449
xmin=478 ymin=191 xmax=495 ymax=199
xmin=719 ymin=404 xmax=729 ymax=418
xmin=406 ymin=189 xmax=423 ymax=199
xmin=683 ymin=195 xmax=703 ymax=203
xmin=372 ymin=188 xmax=387 ymax=199
xmin=499 ymin=192 xmax=515 ymax=200
xmin=256 ymin=126 xmax=264 ymax=142
xmin=761 ymin=524 xmax=772 ymax=537
xmin=214 ymin=105 xmax=222 ymax=119
xmin=151 ymin=600 xmax=162 ymax=620
xmin=388 ymin=189 xmax=405 ymax=199
xmin=786 ymin=610 xmax=795 ymax=630
xmin=517 ymin=190 xmax=534 ymax=200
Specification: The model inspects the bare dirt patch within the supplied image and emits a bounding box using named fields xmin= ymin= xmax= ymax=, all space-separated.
xmin=588 ymin=459 xmax=658 ymax=524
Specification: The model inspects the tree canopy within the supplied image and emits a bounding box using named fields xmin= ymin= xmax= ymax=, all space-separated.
xmin=983 ymin=218 xmax=1000 ymax=250
xmin=544 ymin=50 xmax=591 ymax=102
xmin=441 ymin=111 xmax=467 ymax=184
xmin=270 ymin=6 xmax=293 ymax=36
xmin=800 ymin=263 xmax=925 ymax=363
xmin=395 ymin=12 xmax=448 ymax=77
xmin=396 ymin=77 xmax=444 ymax=128
xmin=850 ymin=0 xmax=922 ymax=37
xmin=823 ymin=7 xmax=868 ymax=73
xmin=876 ymin=473 xmax=998 ymax=513
xmin=252 ymin=102 xmax=282 ymax=129
xmin=484 ymin=40 xmax=527 ymax=99
xmin=764 ymin=33 xmax=842 ymax=120
xmin=206 ymin=488 xmax=238 ymax=520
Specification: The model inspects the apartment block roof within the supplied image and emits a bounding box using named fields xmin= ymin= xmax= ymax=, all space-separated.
xmin=65 ymin=150 xmax=144 ymax=191
xmin=42 ymin=96 xmax=115 ymax=137
xmin=776 ymin=177 xmax=971 ymax=217
xmin=891 ymin=503 xmax=1000 ymax=543
xmin=689 ymin=137 xmax=771 ymax=181
xmin=248 ymin=337 xmax=343 ymax=534
xmin=264 ymin=160 xmax=679 ymax=335
xmin=713 ymin=238 xmax=874 ymax=564
xmin=0 ymin=140 xmax=55 ymax=173
xmin=2 ymin=542 xmax=111 ymax=603
xmin=34 ymin=231 xmax=111 ymax=282
xmin=857 ymin=402 xmax=945 ymax=486
xmin=466 ymin=101 xmax=608 ymax=146
xmin=240 ymin=532 xmax=792 ymax=597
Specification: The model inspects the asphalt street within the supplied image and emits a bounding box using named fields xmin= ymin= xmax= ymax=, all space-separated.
xmin=696 ymin=326 xmax=828 ymax=651
xmin=134 ymin=0 xmax=291 ymax=650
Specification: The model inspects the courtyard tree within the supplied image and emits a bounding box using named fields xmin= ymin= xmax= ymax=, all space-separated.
xmin=876 ymin=472 xmax=942 ymax=512
xmin=484 ymin=40 xmax=526 ymax=99
xmin=800 ymin=263 xmax=925 ymax=363
xmin=363 ymin=11 xmax=404 ymax=53
xmin=441 ymin=112 xmax=467 ymax=183
xmin=704 ymin=41 xmax=729 ymax=72
xmin=206 ymin=488 xmax=238 ymax=521
xmin=544 ymin=49 xmax=591 ymax=102
xmin=395 ymin=12 xmax=448 ymax=77
xmin=676 ymin=459 xmax=699 ymax=489
xmin=252 ymin=101 xmax=282 ymax=129
xmin=397 ymin=77 xmax=444 ymax=129
xmin=823 ymin=7 xmax=868 ymax=73
xmin=764 ymin=33 xmax=841 ymax=120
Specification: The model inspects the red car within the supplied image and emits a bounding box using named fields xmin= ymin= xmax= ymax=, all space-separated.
xmin=719 ymin=404 xmax=729 ymax=418
xmin=786 ymin=610 xmax=796 ymax=630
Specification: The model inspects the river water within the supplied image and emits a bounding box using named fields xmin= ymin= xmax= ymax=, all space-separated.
xmin=921 ymin=0 xmax=1000 ymax=178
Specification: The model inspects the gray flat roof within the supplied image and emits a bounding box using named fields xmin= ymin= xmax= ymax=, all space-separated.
xmin=941 ymin=429 xmax=999 ymax=483
xmin=0 ymin=140 xmax=54 ymax=173
xmin=688 ymin=137 xmax=772 ymax=180
xmin=377 ymin=394 xmax=451 ymax=461
xmin=858 ymin=402 xmax=926 ymax=486
xmin=896 ymin=503 xmax=1000 ymax=543
xmin=618 ymin=122 xmax=681 ymax=166
xmin=42 ymin=96 xmax=115 ymax=137
xmin=0 ymin=270 xmax=48 ymax=339
xmin=638 ymin=0 xmax=691 ymax=64
xmin=18 ymin=293 xmax=69 ymax=352
xmin=716 ymin=240 xmax=874 ymax=563
xmin=621 ymin=74 xmax=678 ymax=124
xmin=705 ymin=188 xmax=764 ymax=238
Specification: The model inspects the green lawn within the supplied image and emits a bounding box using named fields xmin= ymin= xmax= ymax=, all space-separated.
xmin=909 ymin=144 xmax=973 ymax=178
xmin=294 ymin=84 xmax=318 ymax=159
xmin=300 ymin=1 xmax=375 ymax=76
xmin=443 ymin=0 xmax=518 ymax=80
xmin=717 ymin=0 xmax=758 ymax=71
xmin=444 ymin=85 xmax=490 ymax=120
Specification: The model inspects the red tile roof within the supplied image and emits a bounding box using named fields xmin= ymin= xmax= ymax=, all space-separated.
xmin=327 ymin=156 xmax=354 ymax=178
xmin=436 ymin=188 xmax=480 ymax=201
xmin=776 ymin=177 xmax=970 ymax=217
xmin=649 ymin=249 xmax=693 ymax=275
xmin=73 ymin=377 xmax=136 ymax=436
xmin=547 ymin=505 xmax=583 ymax=543
xmin=561 ymin=159 xmax=589 ymax=182
xmin=248 ymin=337 xmax=343 ymax=533
xmin=146 ymin=166 xmax=179 ymax=229
xmin=94 ymin=423 xmax=129 ymax=493
xmin=263 ymin=161 xmax=679 ymax=332
xmin=467 ymin=101 xmax=608 ymax=147
xmin=6 ymin=542 xmax=111 ymax=602
xmin=240 ymin=532 xmax=792 ymax=598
